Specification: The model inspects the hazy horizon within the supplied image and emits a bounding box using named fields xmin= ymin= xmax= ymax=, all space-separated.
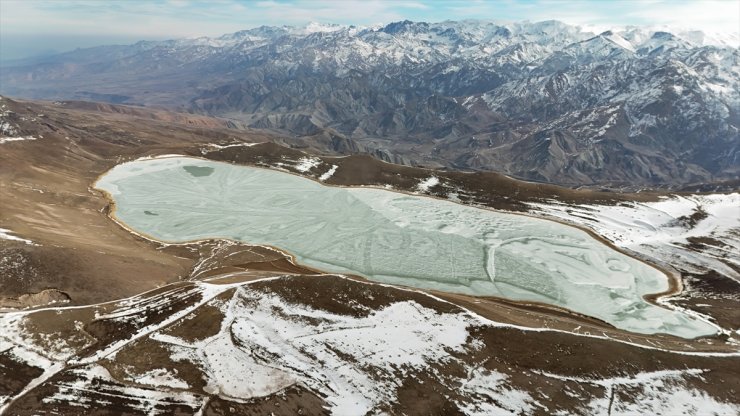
xmin=1 ymin=0 xmax=737 ymax=61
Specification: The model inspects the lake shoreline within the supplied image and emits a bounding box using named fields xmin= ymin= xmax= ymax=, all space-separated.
xmin=92 ymin=155 xmax=715 ymax=339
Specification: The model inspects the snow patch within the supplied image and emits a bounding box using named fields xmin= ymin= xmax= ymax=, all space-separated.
xmin=319 ymin=164 xmax=338 ymax=181
xmin=0 ymin=136 xmax=37 ymax=144
xmin=603 ymin=32 xmax=636 ymax=52
xmin=458 ymin=367 xmax=537 ymax=415
xmin=549 ymin=368 xmax=740 ymax=416
xmin=42 ymin=365 xmax=203 ymax=414
xmin=133 ymin=154 xmax=188 ymax=162
xmin=0 ymin=228 xmax=38 ymax=246
xmin=294 ymin=157 xmax=321 ymax=173
xmin=416 ymin=176 xmax=440 ymax=192
xmin=205 ymin=142 xmax=261 ymax=150
xmin=134 ymin=368 xmax=190 ymax=389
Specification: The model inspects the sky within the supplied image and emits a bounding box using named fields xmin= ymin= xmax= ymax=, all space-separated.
xmin=1 ymin=0 xmax=738 ymax=60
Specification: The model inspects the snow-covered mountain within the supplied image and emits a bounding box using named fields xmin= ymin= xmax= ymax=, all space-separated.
xmin=1 ymin=20 xmax=738 ymax=188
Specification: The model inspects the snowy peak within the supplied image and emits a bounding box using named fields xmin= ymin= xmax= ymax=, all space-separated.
xmin=179 ymin=20 xmax=736 ymax=63
xmin=292 ymin=21 xmax=347 ymax=35
xmin=617 ymin=26 xmax=739 ymax=49
xmin=600 ymin=31 xmax=636 ymax=52
xmin=577 ymin=32 xmax=632 ymax=55
xmin=674 ymin=29 xmax=739 ymax=48
xmin=381 ymin=19 xmax=428 ymax=35
xmin=636 ymin=31 xmax=693 ymax=55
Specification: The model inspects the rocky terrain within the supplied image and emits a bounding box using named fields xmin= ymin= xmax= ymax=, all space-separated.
xmin=1 ymin=96 xmax=739 ymax=414
xmin=1 ymin=20 xmax=738 ymax=188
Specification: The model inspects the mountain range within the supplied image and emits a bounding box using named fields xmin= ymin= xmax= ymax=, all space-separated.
xmin=1 ymin=20 xmax=738 ymax=188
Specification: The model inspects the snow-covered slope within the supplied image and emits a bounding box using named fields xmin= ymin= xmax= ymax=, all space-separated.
xmin=529 ymin=193 xmax=740 ymax=281
xmin=2 ymin=274 xmax=738 ymax=415
xmin=529 ymin=193 xmax=740 ymax=339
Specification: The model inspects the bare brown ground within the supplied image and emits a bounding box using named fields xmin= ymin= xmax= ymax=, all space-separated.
xmin=202 ymin=385 xmax=328 ymax=416
xmin=159 ymin=290 xmax=232 ymax=343
xmin=102 ymin=336 xmax=210 ymax=391
xmin=0 ymin=352 xmax=44 ymax=401
xmin=673 ymin=270 xmax=740 ymax=332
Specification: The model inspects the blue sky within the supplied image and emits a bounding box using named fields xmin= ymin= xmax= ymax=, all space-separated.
xmin=1 ymin=0 xmax=738 ymax=60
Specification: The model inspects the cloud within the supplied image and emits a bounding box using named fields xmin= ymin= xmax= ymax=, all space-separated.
xmin=623 ymin=0 xmax=739 ymax=33
xmin=396 ymin=2 xmax=429 ymax=10
xmin=246 ymin=0 xmax=406 ymax=25
xmin=450 ymin=0 xmax=737 ymax=35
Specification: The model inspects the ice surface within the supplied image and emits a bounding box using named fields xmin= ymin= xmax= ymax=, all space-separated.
xmin=95 ymin=157 xmax=717 ymax=338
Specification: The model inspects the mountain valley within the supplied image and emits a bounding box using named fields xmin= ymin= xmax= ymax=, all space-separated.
xmin=2 ymin=20 xmax=738 ymax=188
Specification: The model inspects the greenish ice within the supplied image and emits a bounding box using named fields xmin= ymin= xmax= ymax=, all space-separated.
xmin=95 ymin=157 xmax=717 ymax=338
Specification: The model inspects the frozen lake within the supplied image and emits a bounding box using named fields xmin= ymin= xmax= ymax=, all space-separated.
xmin=96 ymin=157 xmax=717 ymax=338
